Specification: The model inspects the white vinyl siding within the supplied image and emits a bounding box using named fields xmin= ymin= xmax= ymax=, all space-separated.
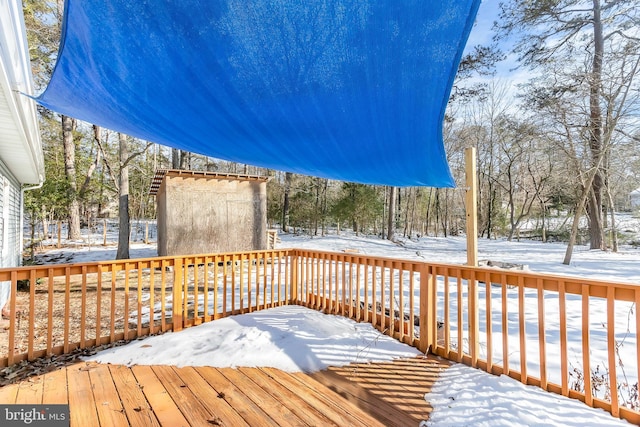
xmin=0 ymin=160 xmax=21 ymax=268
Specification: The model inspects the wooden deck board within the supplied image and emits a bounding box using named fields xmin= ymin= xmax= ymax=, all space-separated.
xmin=15 ymin=376 xmax=43 ymax=404
xmin=89 ymin=363 xmax=130 ymax=427
xmin=151 ymin=365 xmax=217 ymax=427
xmin=218 ymin=368 xmax=304 ymax=426
xmin=42 ymin=367 xmax=68 ymax=404
xmin=306 ymin=368 xmax=412 ymax=425
xmin=67 ymin=365 xmax=100 ymax=427
xmin=0 ymin=356 xmax=446 ymax=426
xmin=238 ymin=366 xmax=339 ymax=426
xmin=176 ymin=366 xmax=251 ymax=427
xmin=108 ymin=365 xmax=160 ymax=427
xmin=191 ymin=366 xmax=269 ymax=426
xmin=262 ymin=366 xmax=383 ymax=427
xmin=299 ymin=367 xmax=409 ymax=426
xmin=310 ymin=356 xmax=450 ymax=426
xmin=131 ymin=365 xmax=190 ymax=427
xmin=312 ymin=365 xmax=431 ymax=426
xmin=0 ymin=376 xmax=19 ymax=403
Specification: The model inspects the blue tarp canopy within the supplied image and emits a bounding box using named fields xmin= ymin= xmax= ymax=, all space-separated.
xmin=38 ymin=0 xmax=480 ymax=187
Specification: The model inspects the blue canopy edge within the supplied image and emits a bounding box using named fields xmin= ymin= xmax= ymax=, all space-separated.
xmin=38 ymin=0 xmax=480 ymax=187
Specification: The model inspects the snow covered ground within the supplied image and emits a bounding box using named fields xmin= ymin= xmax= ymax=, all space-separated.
xmin=35 ymin=227 xmax=640 ymax=426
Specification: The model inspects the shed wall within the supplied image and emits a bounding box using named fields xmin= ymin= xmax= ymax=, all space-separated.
xmin=157 ymin=175 xmax=267 ymax=256
xmin=156 ymin=179 xmax=168 ymax=256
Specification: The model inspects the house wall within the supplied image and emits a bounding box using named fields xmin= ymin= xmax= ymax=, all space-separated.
xmin=157 ymin=174 xmax=267 ymax=256
xmin=0 ymin=160 xmax=21 ymax=269
xmin=0 ymin=160 xmax=22 ymax=310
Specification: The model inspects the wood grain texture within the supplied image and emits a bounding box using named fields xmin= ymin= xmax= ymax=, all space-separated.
xmin=0 ymin=357 xmax=448 ymax=426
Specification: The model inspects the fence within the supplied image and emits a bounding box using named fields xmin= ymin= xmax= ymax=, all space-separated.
xmin=1 ymin=249 xmax=639 ymax=424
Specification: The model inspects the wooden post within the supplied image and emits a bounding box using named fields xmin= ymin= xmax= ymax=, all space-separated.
xmin=144 ymin=221 xmax=149 ymax=244
xmin=57 ymin=221 xmax=62 ymax=248
xmin=465 ymin=147 xmax=478 ymax=267
xmin=465 ymin=147 xmax=480 ymax=365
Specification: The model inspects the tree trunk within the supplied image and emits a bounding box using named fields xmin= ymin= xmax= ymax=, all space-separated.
xmin=586 ymin=0 xmax=605 ymax=250
xmin=564 ymin=146 xmax=608 ymax=264
xmin=180 ymin=151 xmax=189 ymax=169
xmin=282 ymin=172 xmax=292 ymax=232
xmin=387 ymin=186 xmax=396 ymax=240
xmin=351 ymin=185 xmax=358 ymax=233
xmin=171 ymin=148 xmax=180 ymax=169
xmin=62 ymin=115 xmax=81 ymax=240
xmin=42 ymin=206 xmax=49 ymax=239
xmin=540 ymin=198 xmax=547 ymax=243
xmin=605 ymin=185 xmax=618 ymax=252
xmin=434 ymin=189 xmax=440 ymax=237
xmin=321 ymin=179 xmax=328 ymax=236
xmin=116 ymin=133 xmax=130 ymax=259
xmin=443 ymin=189 xmax=450 ymax=237
xmin=506 ymin=178 xmax=516 ymax=241
xmin=424 ymin=188 xmax=432 ymax=237
xmin=313 ymin=179 xmax=320 ymax=236
xmin=563 ymin=187 xmax=589 ymax=265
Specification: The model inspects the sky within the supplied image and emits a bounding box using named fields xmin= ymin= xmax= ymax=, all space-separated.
xmin=468 ymin=0 xmax=498 ymax=47
xmin=464 ymin=0 xmax=532 ymax=101
xmin=38 ymin=220 xmax=640 ymax=426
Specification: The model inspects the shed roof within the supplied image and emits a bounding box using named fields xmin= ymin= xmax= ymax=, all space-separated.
xmin=149 ymin=169 xmax=270 ymax=196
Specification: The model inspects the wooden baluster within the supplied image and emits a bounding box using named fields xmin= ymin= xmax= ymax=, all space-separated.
xmin=582 ymin=284 xmax=592 ymax=407
xmin=518 ymin=275 xmax=526 ymax=384
xmin=537 ymin=278 xmax=547 ymax=390
xmin=607 ymin=286 xmax=619 ymax=417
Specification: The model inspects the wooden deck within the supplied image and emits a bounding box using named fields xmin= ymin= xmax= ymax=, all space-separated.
xmin=0 ymin=356 xmax=449 ymax=426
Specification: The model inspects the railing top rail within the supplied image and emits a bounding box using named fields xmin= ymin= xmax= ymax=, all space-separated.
xmin=291 ymin=248 xmax=427 ymax=267
xmin=3 ymin=247 xmax=638 ymax=294
xmin=429 ymin=262 xmax=640 ymax=292
xmin=0 ymin=249 xmax=295 ymax=280
xmin=290 ymin=248 xmax=640 ymax=293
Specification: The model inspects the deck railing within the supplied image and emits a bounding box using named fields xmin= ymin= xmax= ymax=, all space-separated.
xmin=428 ymin=265 xmax=640 ymax=423
xmin=1 ymin=248 xmax=639 ymax=424
xmin=0 ymin=250 xmax=292 ymax=367
xmin=291 ymin=251 xmax=640 ymax=425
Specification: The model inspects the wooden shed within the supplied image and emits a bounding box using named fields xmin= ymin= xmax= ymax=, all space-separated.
xmin=150 ymin=170 xmax=269 ymax=256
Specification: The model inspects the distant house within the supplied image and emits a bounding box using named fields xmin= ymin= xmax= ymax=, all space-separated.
xmin=0 ymin=1 xmax=45 ymax=315
xmin=150 ymin=170 xmax=269 ymax=256
xmin=631 ymin=188 xmax=640 ymax=209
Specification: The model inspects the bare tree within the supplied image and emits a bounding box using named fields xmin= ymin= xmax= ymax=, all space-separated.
xmin=493 ymin=118 xmax=550 ymax=241
xmin=62 ymin=115 xmax=81 ymax=240
xmin=282 ymin=172 xmax=292 ymax=232
xmin=116 ymin=133 xmax=130 ymax=259
xmin=498 ymin=0 xmax=640 ymax=251
xmin=387 ymin=186 xmax=396 ymax=240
